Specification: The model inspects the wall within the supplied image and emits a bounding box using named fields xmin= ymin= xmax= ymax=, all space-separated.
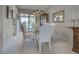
xmin=18 ymin=9 xmax=33 ymax=15
xmin=48 ymin=5 xmax=79 ymax=48
xmin=1 ymin=5 xmax=23 ymax=53
xmin=2 ymin=6 xmax=13 ymax=50
xmin=0 ymin=6 xmax=3 ymax=53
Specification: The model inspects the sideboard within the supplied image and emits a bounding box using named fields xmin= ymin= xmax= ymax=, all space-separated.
xmin=69 ymin=27 xmax=79 ymax=53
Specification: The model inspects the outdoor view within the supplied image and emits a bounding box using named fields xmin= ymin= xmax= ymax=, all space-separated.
xmin=20 ymin=14 xmax=35 ymax=32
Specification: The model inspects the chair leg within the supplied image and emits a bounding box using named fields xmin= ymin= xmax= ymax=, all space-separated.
xmin=52 ymin=36 xmax=55 ymax=40
xmin=39 ymin=42 xmax=41 ymax=53
xmin=49 ymin=40 xmax=51 ymax=50
xmin=33 ymin=38 xmax=36 ymax=46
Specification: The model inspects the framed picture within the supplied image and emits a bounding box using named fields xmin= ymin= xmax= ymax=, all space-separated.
xmin=52 ymin=10 xmax=64 ymax=22
xmin=11 ymin=10 xmax=13 ymax=18
xmin=6 ymin=6 xmax=13 ymax=19
xmin=6 ymin=6 xmax=9 ymax=18
xmin=9 ymin=7 xmax=12 ymax=19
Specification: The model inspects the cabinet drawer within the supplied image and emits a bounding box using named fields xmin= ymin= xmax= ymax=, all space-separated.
xmin=75 ymin=35 xmax=79 ymax=39
xmin=74 ymin=38 xmax=79 ymax=44
xmin=75 ymin=33 xmax=79 ymax=37
xmin=75 ymin=43 xmax=79 ymax=49
xmin=75 ymin=29 xmax=79 ymax=33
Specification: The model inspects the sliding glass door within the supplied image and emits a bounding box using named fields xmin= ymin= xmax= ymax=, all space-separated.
xmin=20 ymin=14 xmax=35 ymax=32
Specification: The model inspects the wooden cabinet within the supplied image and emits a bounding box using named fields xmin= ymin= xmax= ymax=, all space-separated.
xmin=71 ymin=27 xmax=79 ymax=53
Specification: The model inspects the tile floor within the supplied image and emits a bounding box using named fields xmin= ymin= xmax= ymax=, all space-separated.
xmin=3 ymin=35 xmax=77 ymax=54
xmin=16 ymin=38 xmax=76 ymax=54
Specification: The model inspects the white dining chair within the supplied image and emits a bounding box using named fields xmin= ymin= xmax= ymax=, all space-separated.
xmin=21 ymin=23 xmax=35 ymax=45
xmin=36 ymin=23 xmax=55 ymax=53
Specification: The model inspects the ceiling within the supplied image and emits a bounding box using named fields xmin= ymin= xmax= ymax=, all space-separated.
xmin=17 ymin=5 xmax=52 ymax=11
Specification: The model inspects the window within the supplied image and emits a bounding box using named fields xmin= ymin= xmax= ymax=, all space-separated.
xmin=52 ymin=10 xmax=64 ymax=22
xmin=20 ymin=14 xmax=35 ymax=32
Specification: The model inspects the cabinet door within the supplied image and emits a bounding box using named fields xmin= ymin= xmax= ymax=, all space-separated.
xmin=74 ymin=29 xmax=79 ymax=49
xmin=75 ymin=29 xmax=79 ymax=33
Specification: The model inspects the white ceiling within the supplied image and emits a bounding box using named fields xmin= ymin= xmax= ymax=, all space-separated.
xmin=17 ymin=5 xmax=52 ymax=11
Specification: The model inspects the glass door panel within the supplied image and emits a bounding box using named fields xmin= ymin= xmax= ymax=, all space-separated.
xmin=20 ymin=14 xmax=35 ymax=32
xmin=29 ymin=15 xmax=35 ymax=32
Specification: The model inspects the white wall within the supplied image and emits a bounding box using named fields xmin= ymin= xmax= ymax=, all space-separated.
xmin=0 ymin=6 xmax=3 ymax=53
xmin=48 ymin=5 xmax=79 ymax=47
xmin=2 ymin=6 xmax=13 ymax=50
xmin=18 ymin=9 xmax=33 ymax=15
xmin=0 ymin=5 xmax=23 ymax=53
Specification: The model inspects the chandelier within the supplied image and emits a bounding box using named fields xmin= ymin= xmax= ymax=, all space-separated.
xmin=33 ymin=10 xmax=47 ymax=15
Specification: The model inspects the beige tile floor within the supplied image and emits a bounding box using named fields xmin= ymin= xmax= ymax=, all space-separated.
xmin=16 ymin=38 xmax=76 ymax=54
xmin=3 ymin=36 xmax=76 ymax=54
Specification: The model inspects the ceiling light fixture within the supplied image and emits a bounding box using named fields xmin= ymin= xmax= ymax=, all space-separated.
xmin=33 ymin=10 xmax=46 ymax=15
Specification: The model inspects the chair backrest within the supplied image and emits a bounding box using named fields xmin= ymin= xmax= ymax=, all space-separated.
xmin=49 ymin=23 xmax=55 ymax=35
xmin=21 ymin=22 xmax=27 ymax=33
xmin=39 ymin=23 xmax=55 ymax=43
